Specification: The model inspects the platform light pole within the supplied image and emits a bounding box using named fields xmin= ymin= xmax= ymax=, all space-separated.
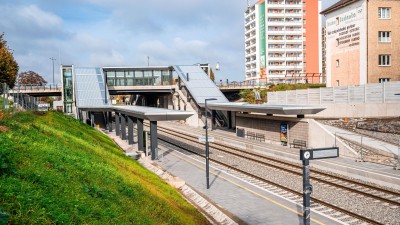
xmin=204 ymin=98 xmax=217 ymax=189
xmin=50 ymin=57 xmax=56 ymax=87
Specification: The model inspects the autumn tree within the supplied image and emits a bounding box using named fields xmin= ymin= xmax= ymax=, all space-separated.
xmin=210 ymin=68 xmax=215 ymax=81
xmin=16 ymin=71 xmax=47 ymax=85
xmin=0 ymin=33 xmax=19 ymax=88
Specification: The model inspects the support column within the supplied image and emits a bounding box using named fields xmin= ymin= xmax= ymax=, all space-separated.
xmin=227 ymin=111 xmax=232 ymax=129
xmin=103 ymin=112 xmax=108 ymax=129
xmin=108 ymin=112 xmax=113 ymax=132
xmin=150 ymin=121 xmax=158 ymax=160
xmin=90 ymin=112 xmax=94 ymax=127
xmin=121 ymin=114 xmax=127 ymax=140
xmin=137 ymin=118 xmax=144 ymax=151
xmin=211 ymin=110 xmax=216 ymax=130
xmin=115 ymin=113 xmax=120 ymax=136
xmin=128 ymin=116 xmax=134 ymax=145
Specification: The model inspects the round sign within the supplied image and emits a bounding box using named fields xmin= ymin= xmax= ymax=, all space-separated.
xmin=303 ymin=151 xmax=311 ymax=159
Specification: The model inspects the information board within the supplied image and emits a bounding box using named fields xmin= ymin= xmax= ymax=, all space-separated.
xmin=300 ymin=147 xmax=339 ymax=160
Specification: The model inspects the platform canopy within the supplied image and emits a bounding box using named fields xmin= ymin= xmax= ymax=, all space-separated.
xmin=206 ymin=102 xmax=326 ymax=115
xmin=78 ymin=105 xmax=193 ymax=121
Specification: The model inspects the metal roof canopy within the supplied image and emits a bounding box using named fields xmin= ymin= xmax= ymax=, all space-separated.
xmin=206 ymin=102 xmax=326 ymax=115
xmin=78 ymin=105 xmax=193 ymax=121
xmin=173 ymin=65 xmax=229 ymax=106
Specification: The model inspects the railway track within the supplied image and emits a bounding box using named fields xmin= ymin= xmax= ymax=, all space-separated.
xmin=155 ymin=125 xmax=400 ymax=225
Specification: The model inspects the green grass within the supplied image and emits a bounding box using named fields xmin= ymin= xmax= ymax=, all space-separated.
xmin=0 ymin=111 xmax=209 ymax=225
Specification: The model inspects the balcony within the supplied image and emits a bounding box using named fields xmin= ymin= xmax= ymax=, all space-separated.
xmin=284 ymin=13 xmax=303 ymax=17
xmin=285 ymin=48 xmax=303 ymax=52
xmin=268 ymin=65 xmax=286 ymax=70
xmin=285 ymin=30 xmax=303 ymax=35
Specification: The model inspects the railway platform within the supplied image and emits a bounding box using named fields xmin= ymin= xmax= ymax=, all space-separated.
xmin=100 ymin=120 xmax=400 ymax=224
xmin=159 ymin=121 xmax=400 ymax=191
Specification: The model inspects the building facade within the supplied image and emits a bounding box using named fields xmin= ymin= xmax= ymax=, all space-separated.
xmin=244 ymin=0 xmax=322 ymax=84
xmin=321 ymin=0 xmax=400 ymax=87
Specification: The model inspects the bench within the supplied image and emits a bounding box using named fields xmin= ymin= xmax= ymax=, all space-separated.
xmin=290 ymin=139 xmax=307 ymax=148
xmin=256 ymin=133 xmax=265 ymax=142
xmin=246 ymin=131 xmax=256 ymax=140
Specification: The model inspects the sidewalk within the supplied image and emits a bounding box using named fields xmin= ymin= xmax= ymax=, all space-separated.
xmin=320 ymin=123 xmax=399 ymax=156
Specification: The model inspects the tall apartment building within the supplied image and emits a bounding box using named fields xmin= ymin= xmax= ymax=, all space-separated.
xmin=244 ymin=0 xmax=322 ymax=84
xmin=321 ymin=0 xmax=400 ymax=87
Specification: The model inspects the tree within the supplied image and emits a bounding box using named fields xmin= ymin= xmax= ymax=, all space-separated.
xmin=16 ymin=71 xmax=47 ymax=85
xmin=209 ymin=68 xmax=215 ymax=81
xmin=0 ymin=33 xmax=19 ymax=88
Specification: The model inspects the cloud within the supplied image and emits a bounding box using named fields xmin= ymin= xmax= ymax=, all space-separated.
xmin=1 ymin=0 xmax=340 ymax=83
xmin=18 ymin=4 xmax=62 ymax=29
xmin=0 ymin=4 xmax=64 ymax=39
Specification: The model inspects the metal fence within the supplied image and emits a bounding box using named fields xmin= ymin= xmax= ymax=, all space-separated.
xmin=1 ymin=83 xmax=41 ymax=112
xmin=267 ymin=82 xmax=400 ymax=104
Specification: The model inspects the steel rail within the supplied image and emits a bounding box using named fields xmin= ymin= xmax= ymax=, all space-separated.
xmin=158 ymin=136 xmax=383 ymax=225
xmin=157 ymin=126 xmax=400 ymax=208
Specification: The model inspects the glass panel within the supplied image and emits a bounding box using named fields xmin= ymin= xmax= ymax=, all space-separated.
xmin=115 ymin=78 xmax=125 ymax=86
xmin=144 ymin=71 xmax=152 ymax=86
xmin=107 ymin=78 xmax=115 ymax=86
xmin=125 ymin=71 xmax=134 ymax=77
xmin=106 ymin=71 xmax=115 ymax=79
xmin=116 ymin=71 xmax=124 ymax=77
xmin=153 ymin=70 xmax=162 ymax=85
xmin=134 ymin=71 xmax=143 ymax=86
xmin=126 ymin=78 xmax=134 ymax=86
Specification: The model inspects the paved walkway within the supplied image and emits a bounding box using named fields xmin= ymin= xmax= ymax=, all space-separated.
xmin=320 ymin=123 xmax=399 ymax=156
xmin=155 ymin=145 xmax=342 ymax=225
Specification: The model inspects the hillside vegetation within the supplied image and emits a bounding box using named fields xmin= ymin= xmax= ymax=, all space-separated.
xmin=0 ymin=111 xmax=208 ymax=224
xmin=239 ymin=83 xmax=326 ymax=103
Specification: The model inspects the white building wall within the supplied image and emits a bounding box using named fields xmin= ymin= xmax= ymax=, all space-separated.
xmin=325 ymin=0 xmax=367 ymax=87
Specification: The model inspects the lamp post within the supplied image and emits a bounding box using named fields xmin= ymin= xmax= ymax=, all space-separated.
xmin=204 ymin=98 xmax=217 ymax=189
xmin=50 ymin=57 xmax=56 ymax=88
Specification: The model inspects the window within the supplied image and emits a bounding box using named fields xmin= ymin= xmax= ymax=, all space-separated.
xmin=379 ymin=78 xmax=391 ymax=83
xmin=303 ymin=45 xmax=306 ymax=49
xmin=336 ymin=17 xmax=340 ymax=25
xmin=378 ymin=31 xmax=391 ymax=42
xmin=336 ymin=59 xmax=340 ymax=67
xmin=378 ymin=7 xmax=391 ymax=19
xmin=378 ymin=55 xmax=391 ymax=66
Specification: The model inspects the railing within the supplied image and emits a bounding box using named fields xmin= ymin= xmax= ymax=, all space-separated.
xmin=216 ymin=81 xmax=270 ymax=89
xmin=268 ymin=82 xmax=400 ymax=104
xmin=11 ymin=84 xmax=62 ymax=92
xmin=335 ymin=132 xmax=400 ymax=167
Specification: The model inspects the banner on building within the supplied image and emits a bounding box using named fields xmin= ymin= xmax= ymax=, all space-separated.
xmin=259 ymin=2 xmax=266 ymax=69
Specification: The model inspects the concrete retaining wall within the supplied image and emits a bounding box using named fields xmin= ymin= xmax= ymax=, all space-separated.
xmin=312 ymin=103 xmax=400 ymax=118
xmin=308 ymin=119 xmax=358 ymax=159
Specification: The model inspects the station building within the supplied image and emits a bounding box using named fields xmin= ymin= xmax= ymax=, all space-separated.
xmin=321 ymin=0 xmax=400 ymax=87
xmin=244 ymin=0 xmax=322 ymax=84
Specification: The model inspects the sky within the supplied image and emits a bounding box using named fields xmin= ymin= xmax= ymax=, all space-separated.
xmin=0 ymin=0 xmax=338 ymax=84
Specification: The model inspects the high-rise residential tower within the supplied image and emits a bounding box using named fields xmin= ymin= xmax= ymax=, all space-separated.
xmin=244 ymin=0 xmax=322 ymax=83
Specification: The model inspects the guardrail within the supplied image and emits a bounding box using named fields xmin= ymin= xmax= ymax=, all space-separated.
xmin=11 ymin=84 xmax=62 ymax=92
xmin=215 ymin=81 xmax=269 ymax=89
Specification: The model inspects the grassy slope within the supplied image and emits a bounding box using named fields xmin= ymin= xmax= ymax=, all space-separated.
xmin=0 ymin=111 xmax=208 ymax=225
